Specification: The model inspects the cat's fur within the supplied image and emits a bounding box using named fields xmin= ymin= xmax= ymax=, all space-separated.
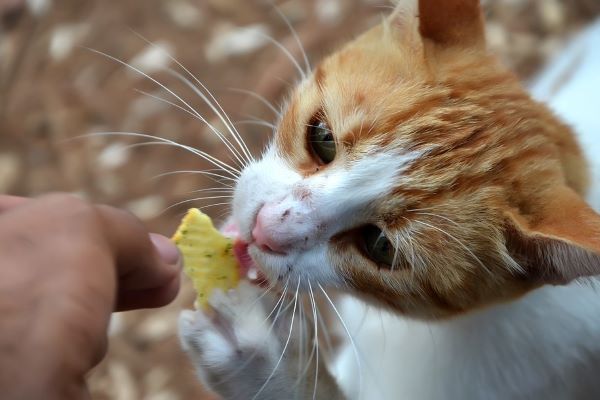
xmin=179 ymin=1 xmax=600 ymax=399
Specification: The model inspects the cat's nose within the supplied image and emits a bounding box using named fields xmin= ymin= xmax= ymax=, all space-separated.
xmin=252 ymin=204 xmax=289 ymax=254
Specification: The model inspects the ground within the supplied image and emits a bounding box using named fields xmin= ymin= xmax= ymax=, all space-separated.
xmin=1 ymin=0 xmax=599 ymax=399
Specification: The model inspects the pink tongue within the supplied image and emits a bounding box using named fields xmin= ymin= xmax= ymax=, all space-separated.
xmin=233 ymin=240 xmax=270 ymax=287
xmin=233 ymin=241 xmax=253 ymax=277
xmin=223 ymin=222 xmax=269 ymax=286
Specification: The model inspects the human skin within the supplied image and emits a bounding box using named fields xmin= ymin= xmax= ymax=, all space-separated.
xmin=0 ymin=194 xmax=181 ymax=400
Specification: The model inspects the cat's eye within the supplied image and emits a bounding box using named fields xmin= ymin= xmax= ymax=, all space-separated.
xmin=363 ymin=225 xmax=395 ymax=269
xmin=308 ymin=120 xmax=336 ymax=164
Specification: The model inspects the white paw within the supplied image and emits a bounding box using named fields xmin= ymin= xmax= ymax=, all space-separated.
xmin=178 ymin=282 xmax=293 ymax=399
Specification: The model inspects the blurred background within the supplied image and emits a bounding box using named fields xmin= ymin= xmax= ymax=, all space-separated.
xmin=1 ymin=0 xmax=599 ymax=399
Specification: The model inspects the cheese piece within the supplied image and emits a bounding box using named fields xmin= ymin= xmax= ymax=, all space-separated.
xmin=171 ymin=208 xmax=240 ymax=308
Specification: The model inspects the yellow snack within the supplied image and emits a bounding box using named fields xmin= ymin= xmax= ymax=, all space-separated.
xmin=171 ymin=208 xmax=240 ymax=308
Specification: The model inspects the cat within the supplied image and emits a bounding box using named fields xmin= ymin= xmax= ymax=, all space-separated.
xmin=179 ymin=1 xmax=600 ymax=399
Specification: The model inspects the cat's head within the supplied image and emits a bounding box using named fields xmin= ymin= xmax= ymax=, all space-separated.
xmin=232 ymin=0 xmax=600 ymax=319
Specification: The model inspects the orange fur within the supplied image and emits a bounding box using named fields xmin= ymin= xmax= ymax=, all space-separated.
xmin=274 ymin=0 xmax=600 ymax=318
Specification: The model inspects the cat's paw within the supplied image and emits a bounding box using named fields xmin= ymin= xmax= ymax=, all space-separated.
xmin=179 ymin=282 xmax=293 ymax=400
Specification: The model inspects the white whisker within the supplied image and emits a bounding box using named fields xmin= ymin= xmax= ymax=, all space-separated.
xmin=116 ymin=141 xmax=240 ymax=171
xmin=208 ymin=280 xmax=291 ymax=388
xmin=412 ymin=219 xmax=492 ymax=275
xmin=251 ymin=279 xmax=301 ymax=400
xmin=236 ymin=119 xmax=277 ymax=131
xmin=162 ymin=201 xmax=230 ymax=215
xmin=308 ymin=281 xmax=319 ymax=400
xmin=408 ymin=210 xmax=463 ymax=229
xmin=272 ymin=4 xmax=311 ymax=75
xmin=163 ymin=196 xmax=232 ymax=211
xmin=319 ymin=284 xmax=363 ymax=399
xmin=186 ymin=187 xmax=235 ymax=195
xmin=85 ymin=48 xmax=220 ymax=135
xmin=153 ymin=170 xmax=237 ymax=183
xmin=256 ymin=31 xmax=307 ymax=80
xmin=297 ymin=299 xmax=306 ymax=398
xmin=165 ymin=68 xmax=254 ymax=164
xmin=230 ymin=88 xmax=281 ymax=117
xmin=79 ymin=132 xmax=240 ymax=177
xmin=134 ymin=89 xmax=248 ymax=168
xmin=315 ymin=303 xmax=334 ymax=355
xmin=264 ymin=277 xmax=291 ymax=323
xmin=128 ymin=30 xmax=255 ymax=164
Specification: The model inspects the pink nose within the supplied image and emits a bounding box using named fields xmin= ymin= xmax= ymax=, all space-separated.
xmin=252 ymin=205 xmax=288 ymax=254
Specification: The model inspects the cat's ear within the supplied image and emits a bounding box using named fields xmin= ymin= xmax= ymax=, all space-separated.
xmin=504 ymin=186 xmax=600 ymax=284
xmin=418 ymin=0 xmax=486 ymax=48
xmin=391 ymin=0 xmax=485 ymax=49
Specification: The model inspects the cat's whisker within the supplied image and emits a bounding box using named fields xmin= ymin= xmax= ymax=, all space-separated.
xmin=391 ymin=233 xmax=402 ymax=272
xmin=85 ymin=48 xmax=218 ymax=135
xmin=308 ymin=281 xmax=320 ymax=400
xmin=165 ymin=68 xmax=254 ymax=165
xmin=163 ymin=196 xmax=232 ymax=212
xmin=305 ymin=123 xmax=333 ymax=133
xmin=394 ymin=227 xmax=422 ymax=272
xmin=181 ymin=195 xmax=234 ymax=202
xmin=185 ymin=187 xmax=235 ymax=195
xmin=374 ymin=4 xmax=397 ymax=11
xmin=314 ymin=300 xmax=334 ymax=356
xmin=245 ymin=282 xmax=277 ymax=314
xmin=128 ymin=30 xmax=255 ymax=165
xmin=296 ymin=299 xmax=306 ymax=395
xmin=256 ymin=31 xmax=307 ymax=81
xmin=134 ymin=89 xmax=248 ymax=168
xmin=80 ymin=132 xmax=240 ymax=177
xmin=153 ymin=170 xmax=236 ymax=185
xmin=295 ymin=297 xmax=314 ymax=397
xmin=87 ymin=46 xmax=252 ymax=171
xmin=408 ymin=210 xmax=463 ymax=229
xmin=318 ymin=284 xmax=363 ymax=398
xmin=120 ymin=141 xmax=239 ymax=175
xmin=251 ymin=278 xmax=301 ymax=400
xmin=401 ymin=217 xmax=437 ymax=286
xmin=236 ymin=119 xmax=277 ymax=131
xmin=263 ymin=277 xmax=291 ymax=324
xmin=412 ymin=219 xmax=493 ymax=275
xmin=406 ymin=206 xmax=448 ymax=213
xmin=116 ymin=142 xmax=237 ymax=181
xmin=207 ymin=280 xmax=290 ymax=388
xmin=271 ymin=3 xmax=312 ymax=75
xmin=292 ymin=303 xmax=318 ymax=390
xmin=160 ymin=201 xmax=230 ymax=215
xmin=229 ymin=88 xmax=281 ymax=118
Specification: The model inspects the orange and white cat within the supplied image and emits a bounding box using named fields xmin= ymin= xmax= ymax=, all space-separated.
xmin=179 ymin=1 xmax=600 ymax=399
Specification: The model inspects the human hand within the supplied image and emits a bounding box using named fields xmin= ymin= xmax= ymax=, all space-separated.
xmin=0 ymin=194 xmax=181 ymax=400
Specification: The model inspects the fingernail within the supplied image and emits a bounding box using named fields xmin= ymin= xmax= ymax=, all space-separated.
xmin=150 ymin=233 xmax=181 ymax=266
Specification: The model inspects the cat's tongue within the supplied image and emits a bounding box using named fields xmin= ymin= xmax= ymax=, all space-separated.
xmin=233 ymin=241 xmax=269 ymax=287
xmin=222 ymin=222 xmax=269 ymax=287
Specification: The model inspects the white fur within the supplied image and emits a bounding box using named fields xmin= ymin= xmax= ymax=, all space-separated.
xmin=335 ymin=282 xmax=600 ymax=400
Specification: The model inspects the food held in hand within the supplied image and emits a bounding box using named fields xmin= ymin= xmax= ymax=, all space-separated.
xmin=171 ymin=208 xmax=240 ymax=308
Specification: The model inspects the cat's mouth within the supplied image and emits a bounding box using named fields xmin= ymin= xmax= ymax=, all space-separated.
xmin=233 ymin=240 xmax=270 ymax=287
xmin=222 ymin=220 xmax=269 ymax=286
